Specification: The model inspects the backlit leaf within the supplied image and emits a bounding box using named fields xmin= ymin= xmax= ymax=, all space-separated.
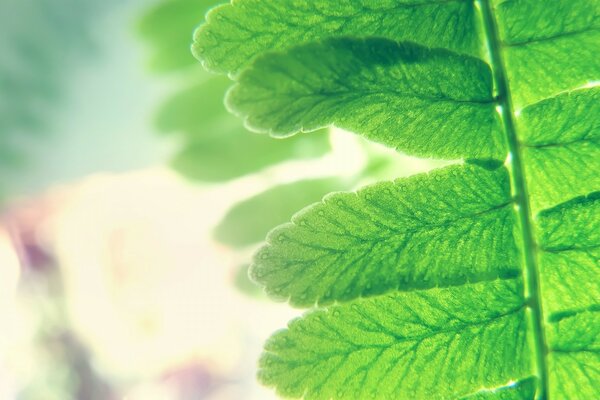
xmin=194 ymin=0 xmax=484 ymax=75
xmin=227 ymin=38 xmax=504 ymax=160
xmin=251 ymin=164 xmax=518 ymax=307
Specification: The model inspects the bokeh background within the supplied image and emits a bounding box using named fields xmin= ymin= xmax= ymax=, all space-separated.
xmin=0 ymin=0 xmax=442 ymax=398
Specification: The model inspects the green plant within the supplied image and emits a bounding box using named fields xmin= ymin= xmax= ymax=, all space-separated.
xmin=193 ymin=0 xmax=599 ymax=398
xmin=138 ymin=0 xmax=423 ymax=296
xmin=138 ymin=0 xmax=331 ymax=183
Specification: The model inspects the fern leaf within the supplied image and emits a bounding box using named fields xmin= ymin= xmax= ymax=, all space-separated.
xmin=193 ymin=0 xmax=482 ymax=75
xmin=259 ymin=278 xmax=529 ymax=399
xmin=251 ymin=164 xmax=518 ymax=307
xmin=227 ymin=38 xmax=504 ymax=159
xmin=494 ymin=0 xmax=600 ymax=106
xmin=536 ymin=193 xmax=600 ymax=316
xmin=518 ymin=88 xmax=600 ymax=212
xmin=156 ymin=75 xmax=329 ymax=181
xmin=192 ymin=0 xmax=600 ymax=398
xmin=546 ymin=311 xmax=600 ymax=398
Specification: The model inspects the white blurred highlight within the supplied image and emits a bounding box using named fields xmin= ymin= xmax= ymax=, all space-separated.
xmin=0 ymin=227 xmax=21 ymax=400
xmin=49 ymin=168 xmax=294 ymax=398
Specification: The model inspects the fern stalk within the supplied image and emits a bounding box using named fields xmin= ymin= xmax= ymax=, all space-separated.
xmin=479 ymin=1 xmax=549 ymax=398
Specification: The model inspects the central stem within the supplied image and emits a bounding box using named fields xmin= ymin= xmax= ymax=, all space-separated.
xmin=478 ymin=1 xmax=549 ymax=398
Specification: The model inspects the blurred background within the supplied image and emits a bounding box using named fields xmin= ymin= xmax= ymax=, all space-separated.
xmin=0 ymin=0 xmax=442 ymax=398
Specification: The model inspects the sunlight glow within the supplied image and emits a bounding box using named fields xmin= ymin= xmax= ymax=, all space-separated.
xmin=52 ymin=168 xmax=295 ymax=381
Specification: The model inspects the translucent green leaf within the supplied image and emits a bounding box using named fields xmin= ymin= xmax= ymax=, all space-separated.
xmin=139 ymin=0 xmax=216 ymax=72
xmin=139 ymin=0 xmax=331 ymax=182
xmin=537 ymin=199 xmax=599 ymax=400
xmin=191 ymin=1 xmax=600 ymax=397
xmin=459 ymin=378 xmax=536 ymax=400
xmin=193 ymin=0 xmax=483 ymax=75
xmin=535 ymin=193 xmax=600 ymax=317
xmin=227 ymin=38 xmax=505 ymax=160
xmin=518 ymin=87 xmax=600 ymax=213
xmin=258 ymin=278 xmax=530 ymax=400
xmin=494 ymin=0 xmax=600 ymax=106
xmin=546 ymin=311 xmax=600 ymax=399
xmin=251 ymin=164 xmax=518 ymax=307
xmin=157 ymin=76 xmax=330 ymax=181
xmin=214 ymin=178 xmax=350 ymax=247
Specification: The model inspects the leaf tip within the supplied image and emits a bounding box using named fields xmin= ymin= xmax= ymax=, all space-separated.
xmin=191 ymin=2 xmax=233 ymax=73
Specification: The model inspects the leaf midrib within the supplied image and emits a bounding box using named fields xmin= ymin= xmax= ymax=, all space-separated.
xmin=479 ymin=1 xmax=550 ymax=398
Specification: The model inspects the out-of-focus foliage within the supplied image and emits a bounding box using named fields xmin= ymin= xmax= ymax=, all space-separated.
xmin=138 ymin=0 xmax=216 ymax=73
xmin=138 ymin=0 xmax=331 ymax=183
xmin=156 ymin=75 xmax=330 ymax=182
xmin=138 ymin=0 xmax=418 ymax=260
xmin=212 ymin=138 xmax=439 ymax=250
xmin=214 ymin=178 xmax=351 ymax=247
